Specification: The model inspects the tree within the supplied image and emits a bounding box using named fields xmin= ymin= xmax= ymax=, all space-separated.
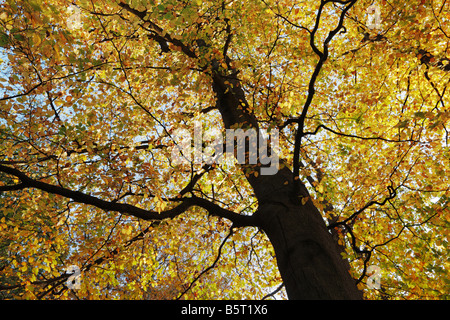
xmin=0 ymin=0 xmax=449 ymax=300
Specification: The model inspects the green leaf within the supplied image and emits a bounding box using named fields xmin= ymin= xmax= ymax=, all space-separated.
xmin=0 ymin=32 xmax=9 ymax=47
xmin=394 ymin=120 xmax=409 ymax=129
xmin=414 ymin=112 xmax=426 ymax=119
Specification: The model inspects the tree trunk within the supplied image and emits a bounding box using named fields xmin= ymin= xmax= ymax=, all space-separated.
xmin=246 ymin=167 xmax=363 ymax=300
xmin=258 ymin=196 xmax=362 ymax=298
xmin=211 ymin=69 xmax=363 ymax=299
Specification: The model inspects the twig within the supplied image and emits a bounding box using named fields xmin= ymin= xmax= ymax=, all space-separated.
xmin=176 ymin=227 xmax=234 ymax=299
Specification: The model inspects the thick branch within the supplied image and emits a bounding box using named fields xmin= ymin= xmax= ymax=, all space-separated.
xmin=0 ymin=164 xmax=257 ymax=227
xmin=117 ymin=1 xmax=197 ymax=58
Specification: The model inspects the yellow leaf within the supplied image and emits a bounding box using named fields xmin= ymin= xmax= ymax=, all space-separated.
xmin=155 ymin=195 xmax=166 ymax=213
xmin=122 ymin=225 xmax=132 ymax=235
xmin=32 ymin=33 xmax=42 ymax=46
xmin=301 ymin=197 xmax=309 ymax=205
xmin=317 ymin=184 xmax=324 ymax=193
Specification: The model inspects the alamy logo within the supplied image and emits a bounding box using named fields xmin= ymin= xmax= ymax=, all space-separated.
xmin=367 ymin=265 xmax=381 ymax=289
xmin=67 ymin=5 xmax=82 ymax=30
xmin=65 ymin=265 xmax=81 ymax=290
xmin=171 ymin=122 xmax=280 ymax=175
xmin=366 ymin=4 xmax=381 ymax=30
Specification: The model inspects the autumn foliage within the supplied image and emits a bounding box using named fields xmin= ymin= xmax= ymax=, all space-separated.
xmin=0 ymin=0 xmax=449 ymax=299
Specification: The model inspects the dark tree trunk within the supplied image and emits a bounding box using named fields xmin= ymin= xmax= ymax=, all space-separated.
xmin=259 ymin=200 xmax=363 ymax=299
xmin=211 ymin=69 xmax=363 ymax=300
xmin=252 ymin=169 xmax=363 ymax=299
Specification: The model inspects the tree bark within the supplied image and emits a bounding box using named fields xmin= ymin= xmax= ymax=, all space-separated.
xmin=252 ymin=171 xmax=363 ymax=299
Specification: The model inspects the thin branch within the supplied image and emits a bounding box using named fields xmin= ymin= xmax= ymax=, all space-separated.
xmin=1 ymin=219 xmax=162 ymax=297
xmin=261 ymin=282 xmax=285 ymax=300
xmin=176 ymin=227 xmax=234 ymax=299
xmin=0 ymin=183 xmax=26 ymax=192
xmin=117 ymin=1 xmax=197 ymax=59
xmin=328 ymin=185 xmax=398 ymax=229
xmin=291 ymin=0 xmax=357 ymax=194
xmin=304 ymin=123 xmax=419 ymax=143
xmin=0 ymin=63 xmax=108 ymax=102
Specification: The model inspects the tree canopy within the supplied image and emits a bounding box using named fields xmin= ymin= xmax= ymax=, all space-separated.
xmin=0 ymin=0 xmax=449 ymax=300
